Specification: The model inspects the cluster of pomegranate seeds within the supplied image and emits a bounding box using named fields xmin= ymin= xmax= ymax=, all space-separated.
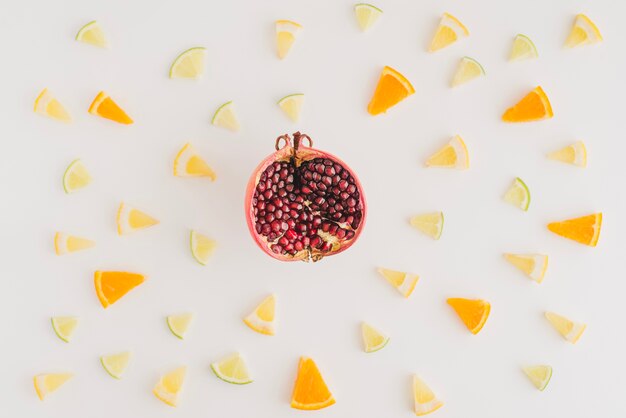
xmin=251 ymin=157 xmax=363 ymax=258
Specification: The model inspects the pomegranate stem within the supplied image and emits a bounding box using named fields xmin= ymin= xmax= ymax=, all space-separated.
xmin=275 ymin=132 xmax=313 ymax=154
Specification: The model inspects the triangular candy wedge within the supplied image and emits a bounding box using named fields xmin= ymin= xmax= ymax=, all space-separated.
xmin=291 ymin=357 xmax=335 ymax=410
xmin=502 ymin=86 xmax=553 ymax=123
xmin=367 ymin=66 xmax=415 ymax=115
xmin=89 ymin=91 xmax=133 ymax=124
xmin=173 ymin=143 xmax=216 ymax=179
xmin=94 ymin=271 xmax=145 ymax=308
xmin=547 ymin=213 xmax=602 ymax=246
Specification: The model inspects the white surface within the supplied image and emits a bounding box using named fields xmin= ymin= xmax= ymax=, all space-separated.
xmin=2 ymin=0 xmax=624 ymax=416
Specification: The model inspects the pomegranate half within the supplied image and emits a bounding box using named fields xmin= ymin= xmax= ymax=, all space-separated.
xmin=245 ymin=132 xmax=366 ymax=262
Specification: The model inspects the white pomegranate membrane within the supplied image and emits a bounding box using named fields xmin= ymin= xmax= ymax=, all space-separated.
xmin=245 ymin=132 xmax=366 ymax=262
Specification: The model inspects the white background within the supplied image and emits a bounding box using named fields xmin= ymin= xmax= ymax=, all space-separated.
xmin=2 ymin=0 xmax=624 ymax=417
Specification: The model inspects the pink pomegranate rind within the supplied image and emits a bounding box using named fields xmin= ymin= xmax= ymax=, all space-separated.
xmin=245 ymin=132 xmax=366 ymax=262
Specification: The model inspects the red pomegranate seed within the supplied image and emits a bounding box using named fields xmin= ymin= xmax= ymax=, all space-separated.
xmin=310 ymin=236 xmax=321 ymax=248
